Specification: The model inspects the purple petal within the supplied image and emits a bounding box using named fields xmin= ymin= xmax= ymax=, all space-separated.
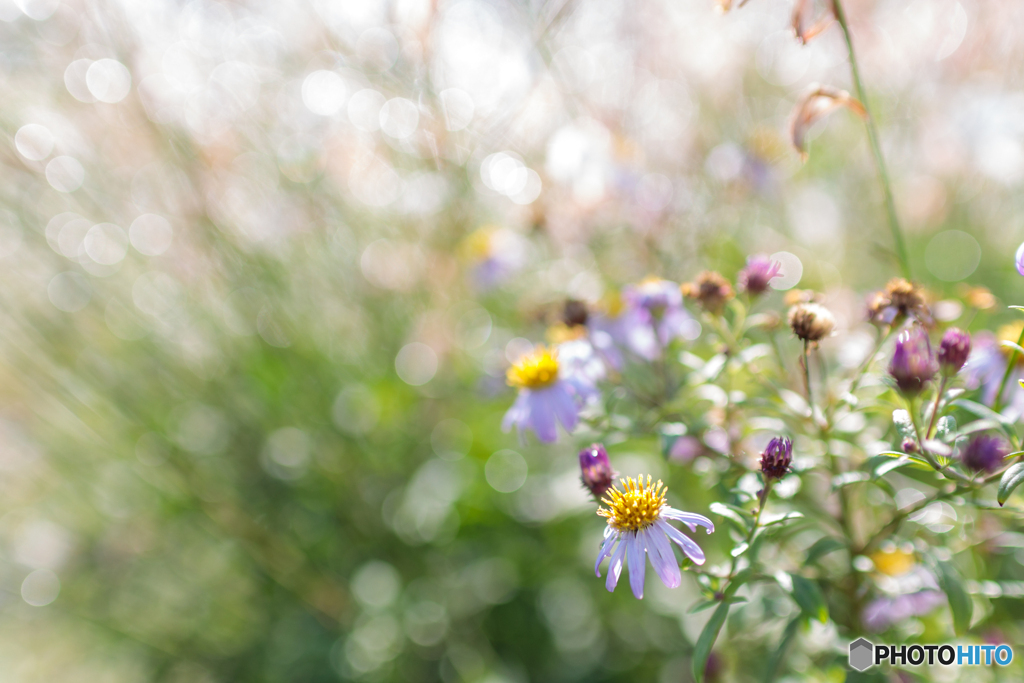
xmin=626 ymin=532 xmax=646 ymax=599
xmin=501 ymin=392 xmax=530 ymax=433
xmin=644 ymin=527 xmax=681 ymax=589
xmin=528 ymin=389 xmax=558 ymax=443
xmin=595 ymin=528 xmax=619 ymax=577
xmin=661 ymin=508 xmax=715 ymax=534
xmin=548 ymin=384 xmax=579 ymax=433
xmin=657 ymin=519 xmax=706 ymax=565
xmin=606 ymin=536 xmax=627 ymax=592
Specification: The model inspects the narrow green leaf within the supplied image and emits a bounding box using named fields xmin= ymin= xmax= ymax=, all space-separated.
xmin=1010 ymin=305 xmax=1024 ymax=313
xmin=832 ymin=472 xmax=869 ymax=490
xmin=788 ymin=573 xmax=828 ymax=624
xmin=935 ymin=560 xmax=973 ymax=636
xmin=935 ymin=415 xmax=957 ymax=443
xmin=1001 ymin=340 xmax=1024 ymax=356
xmin=761 ymin=511 xmax=805 ymax=526
xmin=687 ymin=599 xmax=718 ymax=615
xmin=874 ymin=452 xmax=933 ymax=471
xmin=762 ymin=616 xmax=801 ymax=683
xmin=692 ymin=601 xmax=730 ymax=683
xmin=709 ymin=502 xmax=751 ymax=531
xmin=961 ymin=418 xmax=1002 ymax=435
xmin=998 ymin=463 xmax=1024 ymax=506
xmin=951 ymin=399 xmax=1015 ymax=429
xmin=804 ymin=537 xmax=845 ymax=566
xmin=730 ymin=542 xmax=749 ymax=558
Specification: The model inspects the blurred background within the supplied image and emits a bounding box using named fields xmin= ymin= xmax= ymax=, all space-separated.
xmin=1 ymin=0 xmax=1023 ymax=680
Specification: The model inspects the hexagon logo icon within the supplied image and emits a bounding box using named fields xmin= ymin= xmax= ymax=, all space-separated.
xmin=849 ymin=638 xmax=874 ymax=671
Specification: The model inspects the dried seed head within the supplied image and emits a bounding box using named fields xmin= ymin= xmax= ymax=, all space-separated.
xmin=787 ymin=302 xmax=836 ymax=342
xmin=682 ymin=271 xmax=735 ymax=315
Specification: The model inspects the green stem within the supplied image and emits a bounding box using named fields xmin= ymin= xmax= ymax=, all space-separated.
xmin=802 ymin=340 xmax=814 ymax=415
xmin=832 ymin=0 xmax=910 ymax=279
xmin=925 ymin=376 xmax=948 ymax=440
xmin=993 ymin=325 xmax=1024 ymax=412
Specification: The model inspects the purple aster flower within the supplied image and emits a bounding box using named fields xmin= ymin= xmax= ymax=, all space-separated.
xmin=760 ymin=437 xmax=793 ymax=480
xmin=937 ymin=327 xmax=971 ymax=376
xmin=594 ymin=475 xmax=714 ymax=599
xmin=863 ymin=590 xmax=945 ymax=632
xmin=961 ymin=434 xmax=1009 ymax=474
xmin=738 ymin=255 xmax=782 ymax=296
xmin=964 ymin=326 xmax=1024 ymax=416
xmin=579 ymin=443 xmax=616 ymax=498
xmin=620 ymin=277 xmax=699 ymax=357
xmin=502 ymin=345 xmax=594 ymax=443
xmin=1016 ymin=240 xmax=1024 ymax=277
xmin=888 ymin=326 xmax=937 ymax=396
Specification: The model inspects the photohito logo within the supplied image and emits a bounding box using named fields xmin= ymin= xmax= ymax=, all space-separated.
xmin=848 ymin=638 xmax=1014 ymax=671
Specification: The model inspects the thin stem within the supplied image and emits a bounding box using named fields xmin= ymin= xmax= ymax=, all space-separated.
xmin=993 ymin=325 xmax=1024 ymax=412
xmin=845 ymin=325 xmax=894 ymax=402
xmin=925 ymin=375 xmax=948 ymax=440
xmin=802 ymin=340 xmax=814 ymax=415
xmin=832 ymin=0 xmax=910 ymax=279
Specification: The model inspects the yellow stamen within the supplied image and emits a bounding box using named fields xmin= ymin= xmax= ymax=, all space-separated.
xmin=870 ymin=547 xmax=916 ymax=577
xmin=546 ymin=323 xmax=587 ymax=345
xmin=597 ymin=475 xmax=667 ymax=532
xmin=506 ymin=346 xmax=560 ymax=389
xmin=997 ymin=322 xmax=1024 ymax=366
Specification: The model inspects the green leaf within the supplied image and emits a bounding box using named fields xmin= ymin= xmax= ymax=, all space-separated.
xmin=951 ymin=399 xmax=1015 ymax=430
xmin=832 ymin=472 xmax=869 ymax=490
xmin=874 ymin=451 xmax=933 ymax=471
xmin=1002 ymin=340 xmax=1024 ymax=357
xmin=935 ymin=416 xmax=957 ymax=443
xmin=1010 ymin=305 xmax=1024 ymax=313
xmin=688 ymin=599 xmax=718 ymax=614
xmin=762 ymin=616 xmax=801 ymax=683
xmin=788 ymin=573 xmax=828 ymax=623
xmin=761 ymin=511 xmax=805 ymax=526
xmin=709 ymin=502 xmax=751 ymax=532
xmin=892 ymin=409 xmax=915 ymax=441
xmin=692 ymin=601 xmax=730 ymax=683
xmin=998 ymin=463 xmax=1024 ymax=506
xmin=935 ymin=560 xmax=973 ymax=636
xmin=804 ymin=537 xmax=845 ymax=566
xmin=960 ymin=418 xmax=1002 ymax=435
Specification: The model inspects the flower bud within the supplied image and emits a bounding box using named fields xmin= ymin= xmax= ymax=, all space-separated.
xmin=888 ymin=327 xmax=938 ymax=396
xmin=787 ymin=303 xmax=835 ymax=342
xmin=738 ymin=255 xmax=782 ymax=296
xmin=901 ymin=438 xmax=918 ymax=454
xmin=937 ymin=327 xmax=971 ymax=376
xmin=760 ymin=437 xmax=793 ymax=480
xmin=961 ymin=434 xmax=1008 ymax=474
xmin=682 ymin=271 xmax=734 ymax=315
xmin=579 ymin=443 xmax=616 ymax=498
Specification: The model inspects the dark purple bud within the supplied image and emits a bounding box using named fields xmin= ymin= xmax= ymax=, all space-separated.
xmin=888 ymin=327 xmax=938 ymax=396
xmin=961 ymin=435 xmax=1008 ymax=474
xmin=760 ymin=436 xmax=793 ymax=480
xmin=738 ymin=255 xmax=782 ymax=296
xmin=901 ymin=438 xmax=918 ymax=454
xmin=937 ymin=327 xmax=971 ymax=376
xmin=579 ymin=443 xmax=616 ymax=498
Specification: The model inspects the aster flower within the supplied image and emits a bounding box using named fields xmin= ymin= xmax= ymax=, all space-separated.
xmin=961 ymin=434 xmax=1009 ymax=474
xmin=502 ymin=345 xmax=593 ymax=443
xmin=760 ymin=436 xmax=793 ymax=480
xmin=459 ymin=226 xmax=524 ymax=289
xmin=738 ymin=255 xmax=782 ymax=296
xmin=963 ymin=325 xmax=1024 ymax=415
xmin=937 ymin=327 xmax=971 ymax=376
xmin=594 ymin=475 xmax=714 ymax=599
xmin=787 ymin=302 xmax=835 ymax=343
xmin=863 ymin=590 xmax=945 ymax=633
xmin=612 ymin=278 xmax=699 ymax=359
xmin=682 ymin=271 xmax=735 ymax=315
xmin=579 ymin=444 xmax=616 ymax=499
xmin=862 ymin=550 xmax=944 ymax=632
xmin=888 ymin=326 xmax=937 ymax=397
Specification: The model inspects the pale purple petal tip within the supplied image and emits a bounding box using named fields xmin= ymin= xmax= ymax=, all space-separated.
xmin=606 ymin=539 xmax=626 ymax=592
xmin=1017 ymin=241 xmax=1024 ymax=277
xmin=658 ymin=519 xmax=706 ymax=565
xmin=595 ymin=530 xmax=618 ymax=577
xmin=645 ymin=527 xmax=681 ymax=589
xmin=626 ymin=533 xmax=646 ymax=599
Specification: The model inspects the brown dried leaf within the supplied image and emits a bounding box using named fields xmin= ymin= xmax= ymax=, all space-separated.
xmin=788 ymin=84 xmax=867 ymax=160
xmin=791 ymin=0 xmax=835 ymax=45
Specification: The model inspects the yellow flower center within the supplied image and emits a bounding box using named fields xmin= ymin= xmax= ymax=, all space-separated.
xmin=601 ymin=291 xmax=625 ymax=318
xmin=460 ymin=227 xmax=495 ymax=261
xmin=998 ymin=322 xmax=1024 ymax=366
xmin=870 ymin=548 xmax=916 ymax=577
xmin=506 ymin=346 xmax=560 ymax=389
xmin=546 ymin=323 xmax=587 ymax=345
xmin=598 ymin=475 xmax=666 ymax=532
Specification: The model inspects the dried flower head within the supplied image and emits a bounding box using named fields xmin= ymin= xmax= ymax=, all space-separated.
xmin=787 ymin=302 xmax=836 ymax=342
xmin=783 ymin=289 xmax=822 ymax=306
xmin=738 ymin=255 xmax=782 ymax=296
xmin=791 ymin=0 xmax=834 ymax=45
xmin=937 ymin=327 xmax=971 ymax=376
xmin=961 ymin=435 xmax=1008 ymax=474
xmin=888 ymin=327 xmax=937 ymax=396
xmin=760 ymin=437 xmax=793 ymax=480
xmin=868 ymin=278 xmax=932 ymax=327
xmin=962 ymin=286 xmax=996 ymax=311
xmin=682 ymin=271 xmax=735 ymax=315
xmin=563 ymin=299 xmax=589 ymax=327
xmin=788 ymin=84 xmax=867 ymax=160
xmin=579 ymin=443 xmax=616 ymax=499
